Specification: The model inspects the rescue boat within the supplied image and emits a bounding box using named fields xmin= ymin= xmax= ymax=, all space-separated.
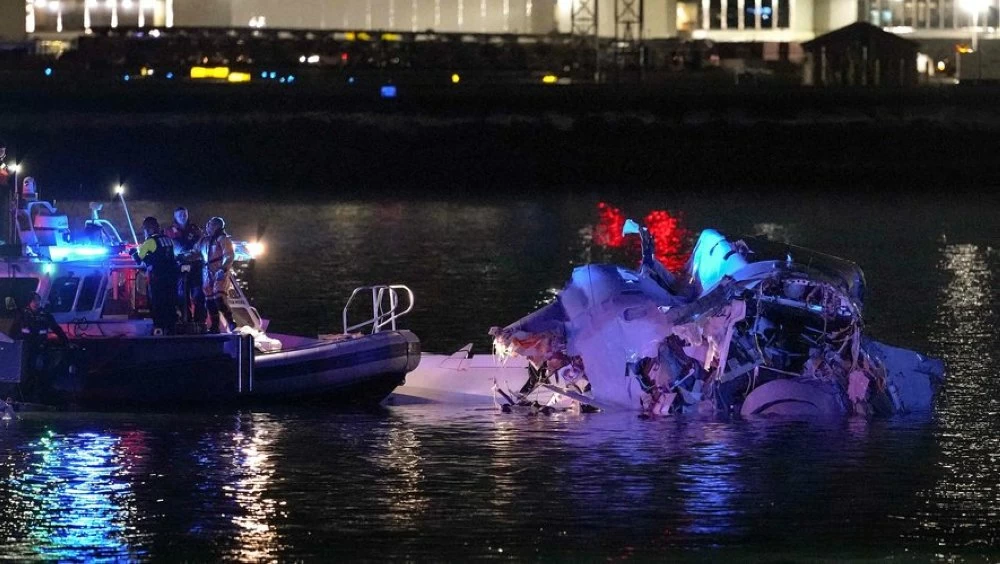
xmin=0 ymin=185 xmax=420 ymax=409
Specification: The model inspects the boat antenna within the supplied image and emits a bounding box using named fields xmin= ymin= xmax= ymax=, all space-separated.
xmin=115 ymin=184 xmax=138 ymax=244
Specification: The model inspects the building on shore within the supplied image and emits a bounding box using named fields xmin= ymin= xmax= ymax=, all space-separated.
xmin=14 ymin=0 xmax=995 ymax=64
xmin=802 ymin=21 xmax=920 ymax=85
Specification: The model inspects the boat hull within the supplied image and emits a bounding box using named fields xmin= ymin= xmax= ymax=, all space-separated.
xmin=0 ymin=330 xmax=421 ymax=409
xmin=252 ymin=330 xmax=420 ymax=405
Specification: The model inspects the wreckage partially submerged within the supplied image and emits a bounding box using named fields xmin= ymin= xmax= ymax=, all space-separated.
xmin=490 ymin=223 xmax=945 ymax=417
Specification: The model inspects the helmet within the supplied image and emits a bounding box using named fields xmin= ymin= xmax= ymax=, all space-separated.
xmin=207 ymin=216 xmax=225 ymax=231
xmin=142 ymin=216 xmax=160 ymax=231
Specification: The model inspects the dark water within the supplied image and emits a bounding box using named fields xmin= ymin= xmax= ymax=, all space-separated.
xmin=2 ymin=191 xmax=999 ymax=561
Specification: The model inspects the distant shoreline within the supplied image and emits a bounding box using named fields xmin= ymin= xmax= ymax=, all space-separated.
xmin=5 ymin=78 xmax=1000 ymax=117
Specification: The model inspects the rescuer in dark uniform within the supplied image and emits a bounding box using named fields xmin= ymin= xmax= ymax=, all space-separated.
xmin=10 ymin=292 xmax=70 ymax=400
xmin=0 ymin=140 xmax=10 ymax=188
xmin=130 ymin=216 xmax=179 ymax=335
xmin=11 ymin=292 xmax=69 ymax=348
xmin=165 ymin=206 xmax=206 ymax=328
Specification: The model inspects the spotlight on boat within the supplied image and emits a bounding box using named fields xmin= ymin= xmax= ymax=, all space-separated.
xmin=10 ymin=163 xmax=20 ymax=173
xmin=246 ymin=241 xmax=265 ymax=259
xmin=114 ymin=184 xmax=125 ymax=195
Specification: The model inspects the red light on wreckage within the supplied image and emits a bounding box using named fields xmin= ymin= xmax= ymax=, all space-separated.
xmin=594 ymin=201 xmax=627 ymax=248
xmin=643 ymin=209 xmax=690 ymax=272
xmin=594 ymin=202 xmax=691 ymax=272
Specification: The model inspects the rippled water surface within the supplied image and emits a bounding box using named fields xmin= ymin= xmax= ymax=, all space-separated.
xmin=2 ymin=191 xmax=998 ymax=561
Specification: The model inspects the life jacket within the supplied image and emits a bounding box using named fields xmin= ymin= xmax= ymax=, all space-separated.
xmin=167 ymin=221 xmax=203 ymax=254
xmin=201 ymin=231 xmax=234 ymax=275
xmin=136 ymin=233 xmax=178 ymax=275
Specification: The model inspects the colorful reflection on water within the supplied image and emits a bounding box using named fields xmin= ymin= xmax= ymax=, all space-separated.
xmin=0 ymin=429 xmax=142 ymax=561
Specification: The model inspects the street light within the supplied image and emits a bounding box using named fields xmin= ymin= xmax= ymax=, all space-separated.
xmin=963 ymin=0 xmax=989 ymax=51
xmin=959 ymin=0 xmax=989 ymax=81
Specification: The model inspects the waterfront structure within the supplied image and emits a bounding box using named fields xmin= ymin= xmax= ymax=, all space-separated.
xmin=16 ymin=0 xmax=992 ymax=59
xmin=802 ymin=21 xmax=920 ymax=85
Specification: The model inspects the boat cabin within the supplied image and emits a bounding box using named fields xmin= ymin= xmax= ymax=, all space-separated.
xmin=1 ymin=193 xmax=263 ymax=338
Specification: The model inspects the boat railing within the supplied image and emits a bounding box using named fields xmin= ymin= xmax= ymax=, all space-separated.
xmin=343 ymin=285 xmax=414 ymax=335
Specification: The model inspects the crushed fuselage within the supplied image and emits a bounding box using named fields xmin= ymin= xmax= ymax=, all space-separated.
xmin=491 ymin=228 xmax=945 ymax=417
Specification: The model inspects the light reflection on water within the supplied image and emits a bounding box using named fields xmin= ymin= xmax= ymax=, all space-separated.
xmin=0 ymin=193 xmax=998 ymax=559
xmin=229 ymin=414 xmax=283 ymax=561
xmin=0 ymin=430 xmax=140 ymax=561
xmin=918 ymin=243 xmax=1000 ymax=549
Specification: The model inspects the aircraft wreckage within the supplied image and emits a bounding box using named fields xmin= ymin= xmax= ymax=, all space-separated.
xmin=487 ymin=222 xmax=945 ymax=417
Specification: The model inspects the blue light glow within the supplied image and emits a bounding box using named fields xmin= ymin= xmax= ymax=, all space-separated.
xmin=48 ymin=245 xmax=110 ymax=261
xmin=279 ymin=77 xmax=286 ymax=83
xmin=260 ymin=71 xmax=267 ymax=78
xmin=44 ymin=67 xmax=52 ymax=76
xmin=166 ymin=72 xmax=174 ymax=79
xmin=287 ymin=75 xmax=295 ymax=82
xmin=42 ymin=263 xmax=56 ymax=275
xmin=348 ymin=76 xmax=355 ymax=84
xmin=3 ymin=432 xmax=141 ymax=561
xmin=688 ymin=229 xmax=748 ymax=296
xmin=269 ymin=72 xmax=276 ymax=79
xmin=123 ymin=75 xmax=130 ymax=81
xmin=381 ymin=85 xmax=397 ymax=98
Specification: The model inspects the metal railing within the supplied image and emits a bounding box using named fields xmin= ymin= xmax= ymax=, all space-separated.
xmin=342 ymin=284 xmax=414 ymax=335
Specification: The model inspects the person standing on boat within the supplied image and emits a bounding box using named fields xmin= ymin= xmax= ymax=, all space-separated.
xmin=0 ymin=141 xmax=10 ymax=188
xmin=200 ymin=216 xmax=236 ymax=334
xmin=130 ymin=216 xmax=179 ymax=335
xmin=0 ymin=141 xmax=9 ymax=242
xmin=11 ymin=292 xmax=69 ymax=348
xmin=166 ymin=206 xmax=206 ymax=328
xmin=10 ymin=292 xmax=70 ymax=400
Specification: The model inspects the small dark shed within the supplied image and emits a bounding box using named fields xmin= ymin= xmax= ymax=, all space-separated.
xmin=802 ymin=22 xmax=919 ymax=87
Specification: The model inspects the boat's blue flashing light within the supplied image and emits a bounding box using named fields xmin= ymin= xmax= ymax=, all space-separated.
xmin=166 ymin=72 xmax=174 ymax=79
xmin=381 ymin=85 xmax=397 ymax=98
xmin=269 ymin=71 xmax=277 ymax=79
xmin=49 ymin=245 xmax=111 ymax=261
xmin=44 ymin=67 xmax=52 ymax=76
